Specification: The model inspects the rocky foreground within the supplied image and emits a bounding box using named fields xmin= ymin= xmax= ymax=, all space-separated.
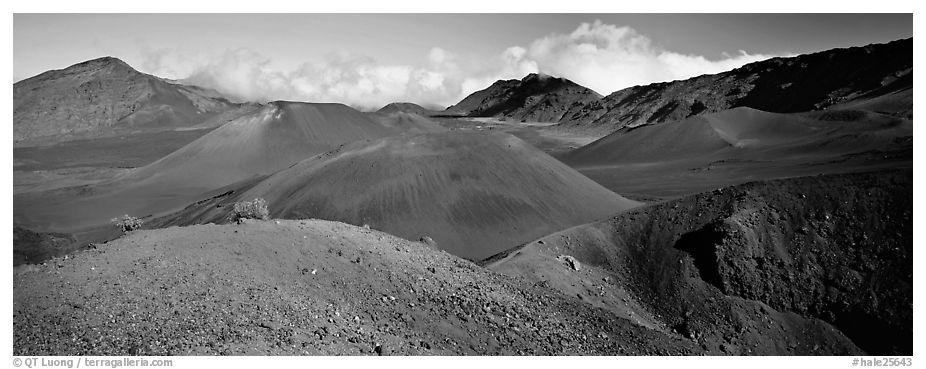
xmin=14 ymin=219 xmax=700 ymax=355
xmin=13 ymin=169 xmax=910 ymax=356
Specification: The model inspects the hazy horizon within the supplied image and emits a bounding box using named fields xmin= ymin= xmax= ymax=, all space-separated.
xmin=14 ymin=13 xmax=912 ymax=110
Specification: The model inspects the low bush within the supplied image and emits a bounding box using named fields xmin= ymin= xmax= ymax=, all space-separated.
xmin=231 ymin=198 xmax=270 ymax=223
xmin=111 ymin=215 xmax=144 ymax=233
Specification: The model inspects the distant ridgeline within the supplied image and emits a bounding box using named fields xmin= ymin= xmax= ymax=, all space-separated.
xmin=442 ymin=73 xmax=603 ymax=122
xmin=13 ymin=57 xmax=252 ymax=146
xmin=443 ymin=38 xmax=912 ymax=135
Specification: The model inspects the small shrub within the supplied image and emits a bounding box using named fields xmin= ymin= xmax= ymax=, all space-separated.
xmin=231 ymin=198 xmax=270 ymax=223
xmin=111 ymin=214 xmax=143 ymax=233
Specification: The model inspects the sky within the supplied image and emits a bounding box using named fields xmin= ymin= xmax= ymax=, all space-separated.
xmin=13 ymin=13 xmax=913 ymax=110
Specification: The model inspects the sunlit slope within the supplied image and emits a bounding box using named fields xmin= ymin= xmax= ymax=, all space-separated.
xmin=565 ymin=107 xmax=911 ymax=167
xmin=158 ymin=131 xmax=640 ymax=260
xmin=14 ymin=101 xmax=395 ymax=233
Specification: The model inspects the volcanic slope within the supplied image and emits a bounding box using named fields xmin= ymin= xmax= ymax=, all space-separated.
xmin=484 ymin=169 xmax=910 ymax=355
xmin=367 ymin=111 xmax=447 ymax=135
xmin=14 ymin=57 xmax=242 ymax=146
xmin=562 ymin=107 xmax=912 ymax=199
xmin=14 ymin=219 xmax=708 ymax=356
xmin=557 ymin=38 xmax=912 ymax=135
xmin=14 ymin=101 xmax=396 ymax=236
xmin=444 ymin=73 xmax=602 ymax=122
xmin=376 ymin=102 xmax=435 ymax=116
xmin=123 ymin=101 xmax=396 ymax=190
xmin=13 ymin=226 xmax=77 ymax=266
xmin=154 ymin=131 xmax=639 ymax=260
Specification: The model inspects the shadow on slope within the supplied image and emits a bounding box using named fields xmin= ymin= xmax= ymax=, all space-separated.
xmin=13 ymin=226 xmax=79 ymax=266
xmin=484 ymin=170 xmax=911 ymax=355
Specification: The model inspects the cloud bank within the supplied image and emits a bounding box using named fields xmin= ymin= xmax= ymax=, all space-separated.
xmin=140 ymin=20 xmax=782 ymax=111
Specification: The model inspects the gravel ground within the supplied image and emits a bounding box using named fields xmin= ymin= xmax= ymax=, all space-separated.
xmin=14 ymin=219 xmax=701 ymax=355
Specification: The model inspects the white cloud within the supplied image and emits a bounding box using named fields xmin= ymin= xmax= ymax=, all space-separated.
xmin=184 ymin=49 xmax=290 ymax=103
xmin=137 ymin=20 xmax=784 ymax=110
xmin=515 ymin=20 xmax=781 ymax=95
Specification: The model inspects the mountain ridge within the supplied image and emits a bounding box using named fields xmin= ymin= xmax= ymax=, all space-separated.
xmin=554 ymin=38 xmax=912 ymax=135
xmin=377 ymin=102 xmax=435 ymax=115
xmin=14 ymin=56 xmax=245 ymax=146
xmin=444 ymin=73 xmax=602 ymax=122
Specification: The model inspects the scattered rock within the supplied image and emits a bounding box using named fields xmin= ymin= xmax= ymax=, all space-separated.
xmin=557 ymin=255 xmax=581 ymax=271
xmin=259 ymin=321 xmax=282 ymax=330
xmin=419 ymin=236 xmax=437 ymax=248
